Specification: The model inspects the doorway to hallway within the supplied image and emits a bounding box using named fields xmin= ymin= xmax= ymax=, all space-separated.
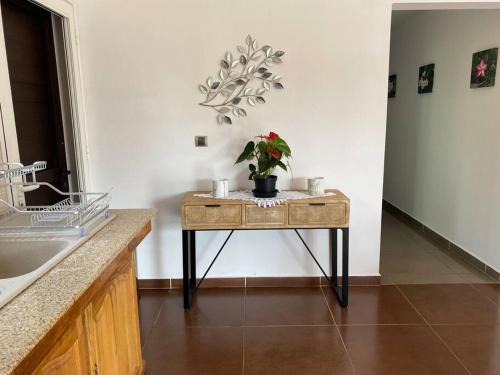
xmin=380 ymin=8 xmax=500 ymax=284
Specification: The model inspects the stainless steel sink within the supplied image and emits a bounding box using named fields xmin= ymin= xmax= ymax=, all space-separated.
xmin=0 ymin=239 xmax=72 ymax=279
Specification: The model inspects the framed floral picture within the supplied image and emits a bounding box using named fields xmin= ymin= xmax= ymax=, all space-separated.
xmin=470 ymin=48 xmax=498 ymax=88
xmin=418 ymin=64 xmax=434 ymax=94
xmin=388 ymin=74 xmax=397 ymax=98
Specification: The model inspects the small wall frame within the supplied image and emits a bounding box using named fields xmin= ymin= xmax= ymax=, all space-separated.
xmin=470 ymin=48 xmax=498 ymax=89
xmin=418 ymin=64 xmax=434 ymax=94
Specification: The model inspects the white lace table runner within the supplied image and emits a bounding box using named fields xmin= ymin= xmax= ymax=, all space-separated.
xmin=194 ymin=190 xmax=335 ymax=208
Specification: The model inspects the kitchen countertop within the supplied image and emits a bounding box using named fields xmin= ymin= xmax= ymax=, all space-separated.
xmin=0 ymin=208 xmax=155 ymax=375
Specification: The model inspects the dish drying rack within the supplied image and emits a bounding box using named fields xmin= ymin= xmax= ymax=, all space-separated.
xmin=0 ymin=161 xmax=111 ymax=237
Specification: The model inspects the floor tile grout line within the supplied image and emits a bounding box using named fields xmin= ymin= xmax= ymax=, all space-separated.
xmin=429 ymin=322 xmax=500 ymax=327
xmin=141 ymin=329 xmax=151 ymax=351
xmin=419 ymin=240 xmax=481 ymax=275
xmin=381 ymin=277 xmax=498 ymax=285
xmin=183 ymin=325 xmax=247 ymax=329
xmin=242 ymin=329 xmax=246 ymax=375
xmin=243 ymin=286 xmax=247 ymax=323
xmin=242 ymin=287 xmax=246 ymax=375
xmin=336 ymin=323 xmax=427 ymax=327
xmin=394 ymin=285 xmax=473 ymax=375
xmin=140 ymin=298 xmax=167 ymax=351
xmin=182 ymin=322 xmax=431 ymax=328
xmin=469 ymin=283 xmax=500 ymax=307
xmin=320 ymin=286 xmax=358 ymax=375
xmin=385 ymin=209 xmax=498 ymax=283
xmin=244 ymin=323 xmax=336 ymax=328
xmin=183 ymin=323 xmax=338 ymax=329
xmin=459 ymin=283 xmax=500 ymax=309
xmin=414 ymin=240 xmax=471 ymax=273
xmin=152 ymin=299 xmax=166 ymax=327
xmin=457 ymin=273 xmax=498 ymax=284
xmin=318 ymin=287 xmax=337 ymax=326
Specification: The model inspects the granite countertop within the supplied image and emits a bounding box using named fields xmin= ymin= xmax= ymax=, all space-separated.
xmin=0 ymin=209 xmax=155 ymax=375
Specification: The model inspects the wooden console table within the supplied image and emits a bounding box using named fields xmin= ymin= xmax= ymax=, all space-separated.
xmin=181 ymin=189 xmax=350 ymax=309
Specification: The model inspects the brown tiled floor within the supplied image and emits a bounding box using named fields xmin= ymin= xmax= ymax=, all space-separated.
xmin=245 ymin=287 xmax=332 ymax=326
xmin=139 ymin=210 xmax=500 ymax=374
xmin=139 ymin=284 xmax=500 ymax=375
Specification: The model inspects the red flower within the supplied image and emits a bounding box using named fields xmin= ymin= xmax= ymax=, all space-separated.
xmin=268 ymin=147 xmax=281 ymax=159
xmin=268 ymin=132 xmax=279 ymax=140
xmin=257 ymin=131 xmax=280 ymax=140
xmin=476 ymin=59 xmax=488 ymax=78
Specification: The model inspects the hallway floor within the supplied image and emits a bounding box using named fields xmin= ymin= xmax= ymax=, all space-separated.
xmin=139 ymin=284 xmax=500 ymax=375
xmin=380 ymin=210 xmax=497 ymax=284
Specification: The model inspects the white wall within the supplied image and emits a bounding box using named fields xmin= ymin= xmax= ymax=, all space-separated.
xmin=385 ymin=10 xmax=500 ymax=271
xmin=70 ymin=0 xmax=500 ymax=279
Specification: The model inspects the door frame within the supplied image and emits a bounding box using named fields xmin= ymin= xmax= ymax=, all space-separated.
xmin=0 ymin=0 xmax=92 ymax=197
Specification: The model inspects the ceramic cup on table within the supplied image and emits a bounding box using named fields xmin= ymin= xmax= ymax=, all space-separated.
xmin=307 ymin=177 xmax=325 ymax=196
xmin=212 ymin=179 xmax=229 ymax=198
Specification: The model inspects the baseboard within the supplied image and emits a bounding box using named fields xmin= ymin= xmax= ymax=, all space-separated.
xmin=247 ymin=277 xmax=321 ymax=288
xmin=170 ymin=277 xmax=246 ymax=289
xmin=137 ymin=276 xmax=381 ymax=290
xmin=137 ymin=278 xmax=171 ymax=289
xmin=383 ymin=199 xmax=500 ymax=281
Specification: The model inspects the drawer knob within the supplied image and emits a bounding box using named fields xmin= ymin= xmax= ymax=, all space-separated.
xmin=309 ymin=203 xmax=326 ymax=206
xmin=205 ymin=204 xmax=221 ymax=208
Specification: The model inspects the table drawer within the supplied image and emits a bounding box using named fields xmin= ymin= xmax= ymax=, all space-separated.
xmin=245 ymin=205 xmax=286 ymax=226
xmin=288 ymin=203 xmax=347 ymax=226
xmin=184 ymin=205 xmax=242 ymax=226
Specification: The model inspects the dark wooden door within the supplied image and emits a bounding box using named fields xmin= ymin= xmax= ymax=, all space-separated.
xmin=1 ymin=0 xmax=69 ymax=205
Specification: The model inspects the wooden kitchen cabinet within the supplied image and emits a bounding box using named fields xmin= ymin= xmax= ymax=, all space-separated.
xmin=30 ymin=316 xmax=90 ymax=375
xmin=12 ymin=240 xmax=149 ymax=375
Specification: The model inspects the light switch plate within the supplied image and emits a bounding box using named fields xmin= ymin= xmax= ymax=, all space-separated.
xmin=195 ymin=136 xmax=208 ymax=147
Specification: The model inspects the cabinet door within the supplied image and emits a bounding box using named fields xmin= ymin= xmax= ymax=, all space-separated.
xmin=111 ymin=263 xmax=143 ymax=375
xmin=85 ymin=288 xmax=120 ymax=375
xmin=84 ymin=261 xmax=142 ymax=375
xmin=31 ymin=316 xmax=90 ymax=375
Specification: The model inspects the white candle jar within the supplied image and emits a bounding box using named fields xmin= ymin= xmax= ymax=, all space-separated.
xmin=212 ymin=179 xmax=229 ymax=198
xmin=307 ymin=177 xmax=325 ymax=196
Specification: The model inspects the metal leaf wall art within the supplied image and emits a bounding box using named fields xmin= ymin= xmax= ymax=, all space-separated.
xmin=198 ymin=35 xmax=285 ymax=124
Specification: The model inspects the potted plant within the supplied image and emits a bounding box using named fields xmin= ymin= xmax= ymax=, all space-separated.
xmin=235 ymin=131 xmax=291 ymax=198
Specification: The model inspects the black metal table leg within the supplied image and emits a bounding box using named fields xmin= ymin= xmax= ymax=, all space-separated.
xmin=182 ymin=230 xmax=191 ymax=309
xmin=295 ymin=228 xmax=348 ymax=308
xmin=330 ymin=228 xmax=338 ymax=287
xmin=183 ymin=230 xmax=234 ymax=309
xmin=340 ymin=227 xmax=349 ymax=307
xmin=189 ymin=231 xmax=196 ymax=289
xmin=327 ymin=227 xmax=349 ymax=307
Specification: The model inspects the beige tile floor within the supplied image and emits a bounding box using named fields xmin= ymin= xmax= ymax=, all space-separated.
xmin=380 ymin=210 xmax=498 ymax=284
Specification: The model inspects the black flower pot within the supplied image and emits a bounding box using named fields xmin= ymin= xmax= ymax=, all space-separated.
xmin=253 ymin=175 xmax=278 ymax=198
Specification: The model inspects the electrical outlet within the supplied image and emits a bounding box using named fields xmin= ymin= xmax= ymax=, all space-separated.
xmin=195 ymin=136 xmax=207 ymax=147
